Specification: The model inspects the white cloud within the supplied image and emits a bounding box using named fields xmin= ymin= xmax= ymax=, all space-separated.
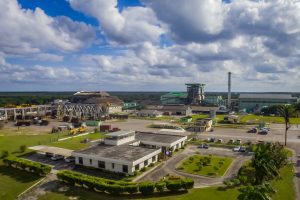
xmin=69 ymin=0 xmax=164 ymax=44
xmin=0 ymin=0 xmax=95 ymax=55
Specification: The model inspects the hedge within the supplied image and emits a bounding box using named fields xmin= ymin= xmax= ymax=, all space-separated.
xmin=3 ymin=156 xmax=52 ymax=176
xmin=57 ymin=170 xmax=194 ymax=196
xmin=138 ymin=182 xmax=155 ymax=195
xmin=181 ymin=178 xmax=194 ymax=190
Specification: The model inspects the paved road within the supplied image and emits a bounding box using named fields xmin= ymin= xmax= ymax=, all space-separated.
xmin=137 ymin=145 xmax=251 ymax=188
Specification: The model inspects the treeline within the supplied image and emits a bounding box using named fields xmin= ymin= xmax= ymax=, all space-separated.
xmin=57 ymin=170 xmax=194 ymax=196
xmin=0 ymin=92 xmax=73 ymax=107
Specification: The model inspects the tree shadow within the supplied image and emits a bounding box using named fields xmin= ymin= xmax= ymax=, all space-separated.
xmin=0 ymin=165 xmax=40 ymax=183
xmin=44 ymin=182 xmax=188 ymax=200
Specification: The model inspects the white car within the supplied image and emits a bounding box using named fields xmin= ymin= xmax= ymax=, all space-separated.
xmin=233 ymin=146 xmax=241 ymax=152
xmin=51 ymin=155 xmax=64 ymax=161
xmin=64 ymin=156 xmax=75 ymax=163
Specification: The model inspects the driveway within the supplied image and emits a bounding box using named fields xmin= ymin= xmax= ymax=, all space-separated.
xmin=137 ymin=145 xmax=251 ymax=188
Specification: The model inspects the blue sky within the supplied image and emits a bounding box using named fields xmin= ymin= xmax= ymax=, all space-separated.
xmin=0 ymin=0 xmax=299 ymax=92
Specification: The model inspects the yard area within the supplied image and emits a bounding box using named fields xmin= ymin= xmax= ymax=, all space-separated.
xmin=49 ymin=132 xmax=105 ymax=150
xmin=240 ymin=114 xmax=300 ymax=124
xmin=177 ymin=154 xmax=233 ymax=177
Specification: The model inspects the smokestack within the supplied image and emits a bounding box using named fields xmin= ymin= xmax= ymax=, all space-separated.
xmin=228 ymin=72 xmax=231 ymax=109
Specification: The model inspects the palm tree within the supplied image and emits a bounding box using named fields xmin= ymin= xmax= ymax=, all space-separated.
xmin=238 ymin=182 xmax=275 ymax=200
xmin=277 ymin=105 xmax=295 ymax=146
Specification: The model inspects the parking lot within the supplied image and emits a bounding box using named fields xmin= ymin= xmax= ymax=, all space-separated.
xmin=25 ymin=152 xmax=75 ymax=170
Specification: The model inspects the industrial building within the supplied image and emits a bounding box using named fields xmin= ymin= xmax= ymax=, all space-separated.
xmin=238 ymin=93 xmax=298 ymax=113
xmin=72 ymin=131 xmax=187 ymax=175
xmin=160 ymin=83 xmax=224 ymax=107
xmin=57 ymin=91 xmax=124 ymax=121
xmin=146 ymin=105 xmax=192 ymax=116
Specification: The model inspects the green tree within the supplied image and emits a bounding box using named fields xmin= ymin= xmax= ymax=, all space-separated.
xmin=238 ymin=182 xmax=275 ymax=200
xmin=277 ymin=105 xmax=295 ymax=146
xmin=20 ymin=145 xmax=27 ymax=153
xmin=251 ymin=143 xmax=287 ymax=184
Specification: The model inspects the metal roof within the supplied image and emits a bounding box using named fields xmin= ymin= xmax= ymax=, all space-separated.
xmin=239 ymin=93 xmax=296 ymax=100
xmin=29 ymin=145 xmax=73 ymax=157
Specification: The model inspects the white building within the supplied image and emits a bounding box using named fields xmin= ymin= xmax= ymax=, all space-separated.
xmin=72 ymin=130 xmax=187 ymax=175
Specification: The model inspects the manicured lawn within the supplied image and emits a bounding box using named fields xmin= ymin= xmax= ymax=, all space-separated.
xmin=178 ymin=155 xmax=233 ymax=177
xmin=37 ymin=164 xmax=295 ymax=200
xmin=38 ymin=184 xmax=239 ymax=200
xmin=49 ymin=132 xmax=105 ymax=150
xmin=0 ymin=165 xmax=42 ymax=200
xmin=240 ymin=114 xmax=300 ymax=124
xmin=271 ymin=164 xmax=295 ymax=200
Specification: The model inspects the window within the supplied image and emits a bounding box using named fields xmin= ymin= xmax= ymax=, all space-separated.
xmin=135 ymin=164 xmax=139 ymax=171
xmin=123 ymin=165 xmax=128 ymax=173
xmin=112 ymin=163 xmax=115 ymax=169
xmin=144 ymin=160 xmax=148 ymax=166
xmin=98 ymin=161 xmax=105 ymax=169
xmin=152 ymin=156 xmax=156 ymax=162
xmin=89 ymin=159 xmax=92 ymax=165
xmin=78 ymin=157 xmax=83 ymax=165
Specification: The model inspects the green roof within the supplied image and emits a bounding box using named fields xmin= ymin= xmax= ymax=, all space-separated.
xmin=161 ymin=92 xmax=187 ymax=98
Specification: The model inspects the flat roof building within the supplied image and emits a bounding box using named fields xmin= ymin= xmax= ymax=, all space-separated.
xmin=72 ymin=130 xmax=187 ymax=175
xmin=239 ymin=93 xmax=298 ymax=113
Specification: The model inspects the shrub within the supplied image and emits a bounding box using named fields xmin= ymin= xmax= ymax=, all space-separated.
xmin=141 ymin=167 xmax=147 ymax=172
xmin=149 ymin=163 xmax=154 ymax=167
xmin=106 ymin=184 xmax=124 ymax=195
xmin=166 ymin=180 xmax=182 ymax=192
xmin=223 ymin=180 xmax=233 ymax=188
xmin=124 ymin=185 xmax=138 ymax=194
xmin=0 ymin=150 xmax=9 ymax=159
xmin=139 ymin=182 xmax=155 ymax=195
xmin=155 ymin=181 xmax=165 ymax=192
xmin=232 ymin=179 xmax=241 ymax=186
xmin=213 ymin=166 xmax=219 ymax=171
xmin=19 ymin=145 xmax=27 ymax=153
xmin=181 ymin=178 xmax=194 ymax=190
xmin=218 ymin=161 xmax=224 ymax=165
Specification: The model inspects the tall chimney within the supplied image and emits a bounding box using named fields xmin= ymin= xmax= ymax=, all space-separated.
xmin=228 ymin=72 xmax=231 ymax=109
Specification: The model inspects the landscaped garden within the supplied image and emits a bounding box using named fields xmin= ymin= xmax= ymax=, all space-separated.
xmin=177 ymin=154 xmax=233 ymax=177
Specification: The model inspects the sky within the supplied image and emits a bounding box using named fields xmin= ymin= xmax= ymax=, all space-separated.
xmin=0 ymin=0 xmax=300 ymax=92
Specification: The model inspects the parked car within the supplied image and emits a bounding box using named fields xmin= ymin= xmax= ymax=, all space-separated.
xmin=198 ymin=143 xmax=209 ymax=149
xmin=258 ymin=129 xmax=268 ymax=135
xmin=233 ymin=146 xmax=241 ymax=152
xmin=247 ymin=128 xmax=257 ymax=133
xmin=64 ymin=156 xmax=75 ymax=163
xmin=51 ymin=155 xmax=64 ymax=161
xmin=239 ymin=147 xmax=247 ymax=152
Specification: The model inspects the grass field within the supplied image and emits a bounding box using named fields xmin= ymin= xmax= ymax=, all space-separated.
xmin=0 ymin=165 xmax=42 ymax=200
xmin=38 ymin=185 xmax=239 ymax=200
xmin=0 ymin=133 xmax=58 ymax=200
xmin=240 ymin=114 xmax=300 ymax=124
xmin=49 ymin=132 xmax=105 ymax=150
xmin=178 ymin=155 xmax=233 ymax=177
xmin=271 ymin=164 xmax=295 ymax=200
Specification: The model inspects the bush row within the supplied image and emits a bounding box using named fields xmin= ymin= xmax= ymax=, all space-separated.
xmin=57 ymin=170 xmax=194 ymax=195
xmin=3 ymin=156 xmax=52 ymax=176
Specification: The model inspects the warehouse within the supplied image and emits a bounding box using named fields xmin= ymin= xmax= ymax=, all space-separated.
xmin=239 ymin=93 xmax=298 ymax=113
xmin=72 ymin=130 xmax=187 ymax=175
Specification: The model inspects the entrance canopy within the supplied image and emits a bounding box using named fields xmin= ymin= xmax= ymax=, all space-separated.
xmin=29 ymin=145 xmax=73 ymax=157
